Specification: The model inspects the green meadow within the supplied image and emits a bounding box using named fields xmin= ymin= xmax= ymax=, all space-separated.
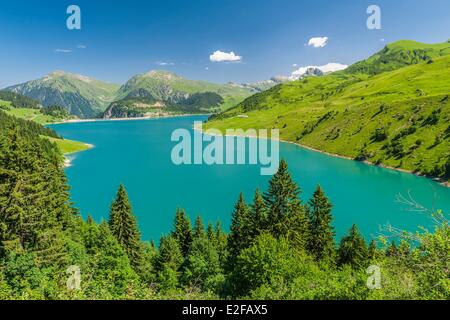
xmin=206 ymin=41 xmax=450 ymax=183
xmin=43 ymin=136 xmax=92 ymax=154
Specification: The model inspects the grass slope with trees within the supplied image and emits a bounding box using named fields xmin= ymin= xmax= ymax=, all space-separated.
xmin=0 ymin=92 xmax=90 ymax=154
xmin=0 ymin=111 xmax=448 ymax=300
xmin=206 ymin=40 xmax=450 ymax=184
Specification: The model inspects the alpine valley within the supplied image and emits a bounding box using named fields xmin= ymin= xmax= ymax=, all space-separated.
xmin=5 ymin=70 xmax=257 ymax=119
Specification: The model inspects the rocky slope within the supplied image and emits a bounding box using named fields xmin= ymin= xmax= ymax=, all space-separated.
xmin=6 ymin=71 xmax=119 ymax=118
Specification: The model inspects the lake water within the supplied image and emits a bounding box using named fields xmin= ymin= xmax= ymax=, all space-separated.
xmin=50 ymin=116 xmax=450 ymax=242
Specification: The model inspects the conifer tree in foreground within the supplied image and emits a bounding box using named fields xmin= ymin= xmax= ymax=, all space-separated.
xmin=193 ymin=215 xmax=206 ymax=239
xmin=307 ymin=185 xmax=335 ymax=261
xmin=263 ymin=160 xmax=309 ymax=248
xmin=337 ymin=224 xmax=368 ymax=269
xmin=386 ymin=240 xmax=398 ymax=257
xmin=108 ymin=184 xmax=142 ymax=268
xmin=154 ymin=235 xmax=183 ymax=291
xmin=250 ymin=189 xmax=267 ymax=238
xmin=207 ymin=222 xmax=216 ymax=243
xmin=0 ymin=126 xmax=70 ymax=266
xmin=172 ymin=208 xmax=193 ymax=256
xmin=368 ymin=240 xmax=377 ymax=260
xmin=227 ymin=193 xmax=250 ymax=266
xmin=214 ymin=221 xmax=228 ymax=267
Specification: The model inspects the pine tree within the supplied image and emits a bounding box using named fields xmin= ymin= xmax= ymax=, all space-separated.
xmin=263 ymin=160 xmax=308 ymax=248
xmin=227 ymin=193 xmax=249 ymax=266
xmin=215 ymin=221 xmax=227 ymax=245
xmin=250 ymin=189 xmax=267 ymax=237
xmin=154 ymin=235 xmax=183 ymax=290
xmin=398 ymin=240 xmax=411 ymax=258
xmin=86 ymin=215 xmax=94 ymax=225
xmin=215 ymin=221 xmax=228 ymax=267
xmin=193 ymin=215 xmax=206 ymax=239
xmin=207 ymin=222 xmax=216 ymax=243
xmin=307 ymin=185 xmax=335 ymax=261
xmin=108 ymin=184 xmax=142 ymax=268
xmin=171 ymin=208 xmax=193 ymax=256
xmin=337 ymin=224 xmax=368 ymax=269
xmin=0 ymin=126 xmax=70 ymax=266
xmin=386 ymin=240 xmax=398 ymax=257
xmin=368 ymin=240 xmax=377 ymax=260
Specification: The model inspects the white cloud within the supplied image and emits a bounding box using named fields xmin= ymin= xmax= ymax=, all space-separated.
xmin=54 ymin=48 xmax=72 ymax=53
xmin=77 ymin=45 xmax=87 ymax=49
xmin=290 ymin=63 xmax=348 ymax=80
xmin=307 ymin=37 xmax=328 ymax=48
xmin=380 ymin=38 xmax=385 ymax=42
xmin=156 ymin=61 xmax=175 ymax=66
xmin=209 ymin=50 xmax=242 ymax=62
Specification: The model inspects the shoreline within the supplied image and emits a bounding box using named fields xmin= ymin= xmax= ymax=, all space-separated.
xmin=63 ymin=143 xmax=94 ymax=168
xmin=50 ymin=113 xmax=211 ymax=125
xmin=195 ymin=124 xmax=450 ymax=188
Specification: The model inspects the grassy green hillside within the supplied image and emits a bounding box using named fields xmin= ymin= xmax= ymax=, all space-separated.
xmin=3 ymin=107 xmax=67 ymax=124
xmin=44 ymin=136 xmax=92 ymax=154
xmin=0 ymin=92 xmax=90 ymax=154
xmin=345 ymin=40 xmax=450 ymax=75
xmin=0 ymin=91 xmax=73 ymax=124
xmin=206 ymin=41 xmax=450 ymax=183
xmin=0 ymin=90 xmax=41 ymax=109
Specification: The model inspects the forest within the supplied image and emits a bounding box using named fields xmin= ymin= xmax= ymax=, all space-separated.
xmin=0 ymin=113 xmax=448 ymax=300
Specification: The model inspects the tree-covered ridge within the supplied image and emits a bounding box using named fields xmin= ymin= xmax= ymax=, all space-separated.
xmin=0 ymin=120 xmax=448 ymax=299
xmin=0 ymin=91 xmax=73 ymax=125
xmin=0 ymin=110 xmax=88 ymax=155
xmin=0 ymin=110 xmax=60 ymax=139
xmin=0 ymin=90 xmax=41 ymax=109
xmin=206 ymin=40 xmax=450 ymax=183
xmin=102 ymin=92 xmax=224 ymax=119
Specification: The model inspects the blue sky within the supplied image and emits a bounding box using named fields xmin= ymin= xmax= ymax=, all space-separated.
xmin=1 ymin=0 xmax=449 ymax=87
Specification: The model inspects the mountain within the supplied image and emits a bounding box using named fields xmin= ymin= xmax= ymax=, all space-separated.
xmin=239 ymin=64 xmax=348 ymax=93
xmin=5 ymin=71 xmax=120 ymax=118
xmin=206 ymin=40 xmax=450 ymax=183
xmin=103 ymin=92 xmax=225 ymax=119
xmin=115 ymin=70 xmax=253 ymax=111
xmin=240 ymin=76 xmax=290 ymax=92
xmin=290 ymin=63 xmax=348 ymax=80
xmin=345 ymin=40 xmax=450 ymax=75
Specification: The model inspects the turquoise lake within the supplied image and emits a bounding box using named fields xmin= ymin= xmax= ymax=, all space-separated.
xmin=50 ymin=116 xmax=450 ymax=242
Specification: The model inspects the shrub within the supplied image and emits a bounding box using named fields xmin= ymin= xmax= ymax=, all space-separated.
xmin=372 ymin=127 xmax=388 ymax=142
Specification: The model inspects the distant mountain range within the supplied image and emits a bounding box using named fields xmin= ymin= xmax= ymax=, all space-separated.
xmin=4 ymin=70 xmax=256 ymax=119
xmin=3 ymin=64 xmax=352 ymax=119
xmin=290 ymin=63 xmax=348 ymax=80
xmin=102 ymin=70 xmax=254 ymax=118
xmin=229 ymin=64 xmax=349 ymax=93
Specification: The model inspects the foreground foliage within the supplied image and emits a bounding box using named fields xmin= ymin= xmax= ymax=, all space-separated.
xmin=0 ymin=114 xmax=448 ymax=300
